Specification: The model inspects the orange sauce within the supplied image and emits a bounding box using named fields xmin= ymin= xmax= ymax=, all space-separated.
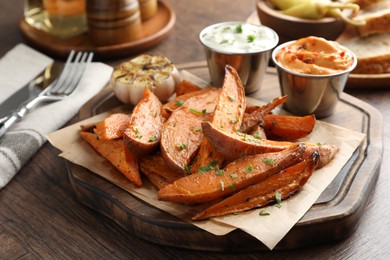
xmin=275 ymin=36 xmax=354 ymax=75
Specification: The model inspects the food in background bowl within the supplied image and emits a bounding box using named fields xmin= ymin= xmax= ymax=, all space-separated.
xmin=256 ymin=0 xmax=362 ymax=43
xmin=272 ymin=36 xmax=357 ymax=118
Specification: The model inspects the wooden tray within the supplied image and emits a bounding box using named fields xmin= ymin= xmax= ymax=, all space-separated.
xmin=246 ymin=11 xmax=390 ymax=89
xmin=66 ymin=61 xmax=383 ymax=251
xmin=19 ymin=0 xmax=175 ymax=60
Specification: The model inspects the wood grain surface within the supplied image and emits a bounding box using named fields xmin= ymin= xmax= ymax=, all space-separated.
xmin=1 ymin=0 xmax=389 ymax=259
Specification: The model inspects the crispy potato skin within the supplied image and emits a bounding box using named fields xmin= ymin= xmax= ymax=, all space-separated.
xmin=157 ymin=144 xmax=307 ymax=204
xmin=80 ymin=132 xmax=142 ymax=186
xmin=160 ymin=88 xmax=220 ymax=174
xmin=161 ymin=88 xmax=218 ymax=119
xmin=94 ymin=113 xmax=131 ymax=140
xmin=202 ymin=121 xmax=294 ymax=162
xmin=264 ymin=114 xmax=316 ymax=141
xmin=193 ymin=151 xmax=319 ymax=220
xmin=191 ymin=65 xmax=246 ymax=174
xmin=123 ymin=88 xmax=164 ymax=157
xmin=303 ymin=142 xmax=338 ymax=169
xmin=175 ymin=80 xmax=202 ymax=96
xmin=240 ymin=96 xmax=287 ymax=133
xmin=139 ymin=154 xmax=184 ymax=189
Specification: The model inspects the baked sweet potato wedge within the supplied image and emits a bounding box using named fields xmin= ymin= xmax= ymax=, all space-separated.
xmin=202 ymin=121 xmax=294 ymax=162
xmin=80 ymin=131 xmax=142 ymax=186
xmin=160 ymin=88 xmax=220 ymax=174
xmin=263 ymin=114 xmax=316 ymax=141
xmin=161 ymin=88 xmax=219 ymax=119
xmin=193 ymin=151 xmax=319 ymax=220
xmin=139 ymin=154 xmax=183 ymax=183
xmin=175 ymin=79 xmax=202 ymax=96
xmin=157 ymin=143 xmax=306 ymax=204
xmin=240 ymin=96 xmax=287 ymax=133
xmin=191 ymin=65 xmax=246 ymax=174
xmin=94 ymin=113 xmax=131 ymax=140
xmin=123 ymin=87 xmax=164 ymax=157
xmin=303 ymin=142 xmax=338 ymax=169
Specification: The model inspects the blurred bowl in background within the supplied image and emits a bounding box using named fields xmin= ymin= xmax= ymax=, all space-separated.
xmin=257 ymin=0 xmax=346 ymax=44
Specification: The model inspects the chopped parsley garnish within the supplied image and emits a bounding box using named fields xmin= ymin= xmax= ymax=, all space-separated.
xmin=198 ymin=160 xmax=218 ymax=173
xmin=149 ymin=135 xmax=157 ymax=142
xmin=228 ymin=183 xmax=236 ymax=191
xmin=176 ymin=143 xmax=186 ymax=150
xmin=275 ymin=192 xmax=282 ymax=208
xmin=220 ymin=39 xmax=229 ymax=44
xmin=262 ymin=157 xmax=275 ymax=165
xmin=229 ymin=173 xmax=237 ymax=179
xmin=176 ymin=100 xmax=185 ymax=107
xmin=253 ymin=132 xmax=261 ymax=139
xmin=244 ymin=164 xmax=253 ymax=173
xmin=135 ymin=128 xmax=142 ymax=139
xmin=259 ymin=210 xmax=270 ymax=216
xmin=235 ymin=24 xmax=243 ymax=33
xmin=215 ymin=169 xmax=225 ymax=176
xmin=184 ymin=165 xmax=191 ymax=173
xmin=189 ymin=108 xmax=207 ymax=116
xmin=247 ymin=34 xmax=255 ymax=43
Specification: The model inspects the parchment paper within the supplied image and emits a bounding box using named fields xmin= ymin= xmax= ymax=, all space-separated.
xmin=47 ymin=72 xmax=366 ymax=250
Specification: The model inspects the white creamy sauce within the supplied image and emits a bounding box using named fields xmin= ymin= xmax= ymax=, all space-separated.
xmin=200 ymin=22 xmax=277 ymax=53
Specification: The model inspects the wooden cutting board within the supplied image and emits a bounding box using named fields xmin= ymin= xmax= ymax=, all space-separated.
xmin=67 ymin=61 xmax=382 ymax=251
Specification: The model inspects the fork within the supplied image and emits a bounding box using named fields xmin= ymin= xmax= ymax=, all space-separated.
xmin=0 ymin=50 xmax=94 ymax=138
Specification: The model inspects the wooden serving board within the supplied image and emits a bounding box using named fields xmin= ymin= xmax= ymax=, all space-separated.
xmin=67 ymin=62 xmax=382 ymax=251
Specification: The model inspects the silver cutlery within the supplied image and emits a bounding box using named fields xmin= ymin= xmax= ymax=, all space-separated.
xmin=0 ymin=50 xmax=94 ymax=138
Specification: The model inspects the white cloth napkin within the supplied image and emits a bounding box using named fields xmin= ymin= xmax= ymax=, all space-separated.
xmin=0 ymin=44 xmax=113 ymax=189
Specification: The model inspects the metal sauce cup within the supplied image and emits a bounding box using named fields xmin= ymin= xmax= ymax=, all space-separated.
xmin=272 ymin=40 xmax=357 ymax=118
xmin=199 ymin=21 xmax=278 ymax=94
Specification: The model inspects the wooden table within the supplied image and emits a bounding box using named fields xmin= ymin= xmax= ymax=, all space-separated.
xmin=1 ymin=1 xmax=389 ymax=259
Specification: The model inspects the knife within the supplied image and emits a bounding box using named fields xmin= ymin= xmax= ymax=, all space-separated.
xmin=0 ymin=62 xmax=63 ymax=120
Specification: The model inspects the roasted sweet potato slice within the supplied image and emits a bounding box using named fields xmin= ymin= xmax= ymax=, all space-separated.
xmin=157 ymin=143 xmax=306 ymax=204
xmin=175 ymin=80 xmax=202 ymax=96
xmin=202 ymin=121 xmax=294 ymax=162
xmin=193 ymin=151 xmax=319 ymax=220
xmin=240 ymin=96 xmax=287 ymax=133
xmin=191 ymin=65 xmax=246 ymax=174
xmin=303 ymin=142 xmax=338 ymax=169
xmin=139 ymin=154 xmax=183 ymax=183
xmin=142 ymin=170 xmax=171 ymax=190
xmin=140 ymin=154 xmax=185 ymax=190
xmin=80 ymin=132 xmax=142 ymax=186
xmin=160 ymin=88 xmax=220 ymax=174
xmin=94 ymin=113 xmax=131 ymax=140
xmin=123 ymin=87 xmax=163 ymax=157
xmin=161 ymin=88 xmax=219 ymax=119
xmin=263 ymin=114 xmax=316 ymax=141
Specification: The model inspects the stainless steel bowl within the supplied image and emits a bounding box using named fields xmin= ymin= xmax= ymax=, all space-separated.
xmin=199 ymin=21 xmax=278 ymax=94
xmin=272 ymin=41 xmax=357 ymax=118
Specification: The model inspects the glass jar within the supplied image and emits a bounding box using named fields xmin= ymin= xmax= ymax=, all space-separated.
xmin=24 ymin=0 xmax=87 ymax=39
